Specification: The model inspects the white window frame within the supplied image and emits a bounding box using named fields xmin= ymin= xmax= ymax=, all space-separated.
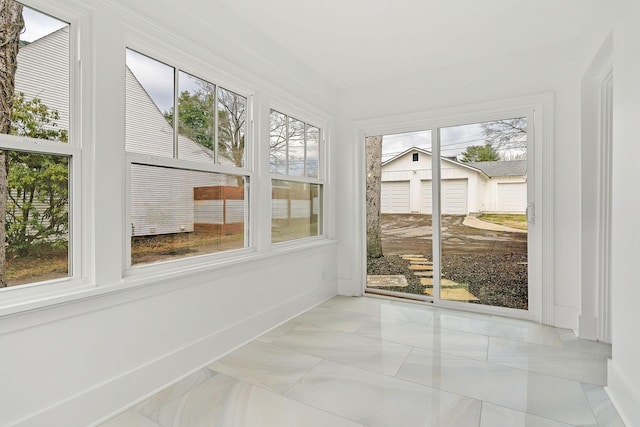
xmin=268 ymin=105 xmax=327 ymax=247
xmin=0 ymin=2 xmax=86 ymax=306
xmin=123 ymin=47 xmax=255 ymax=277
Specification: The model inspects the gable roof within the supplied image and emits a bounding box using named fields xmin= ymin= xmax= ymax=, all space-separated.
xmin=467 ymin=160 xmax=527 ymax=177
xmin=382 ymin=146 xmax=489 ymax=178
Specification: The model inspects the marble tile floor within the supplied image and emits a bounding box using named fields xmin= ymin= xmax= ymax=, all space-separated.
xmin=99 ymin=295 xmax=624 ymax=427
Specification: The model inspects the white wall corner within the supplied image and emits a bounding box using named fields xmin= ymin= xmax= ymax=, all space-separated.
xmin=337 ymin=278 xmax=362 ymax=296
xmin=607 ymin=360 xmax=640 ymax=427
xmin=553 ymin=305 xmax=579 ymax=331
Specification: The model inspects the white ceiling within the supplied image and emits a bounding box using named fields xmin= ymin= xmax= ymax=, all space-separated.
xmin=212 ymin=0 xmax=597 ymax=89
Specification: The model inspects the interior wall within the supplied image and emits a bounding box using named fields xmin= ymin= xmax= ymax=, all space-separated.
xmin=0 ymin=1 xmax=339 ymax=426
xmin=606 ymin=0 xmax=640 ymax=424
xmin=336 ymin=41 xmax=583 ymax=329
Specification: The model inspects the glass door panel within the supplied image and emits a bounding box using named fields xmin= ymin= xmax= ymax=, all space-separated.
xmin=438 ymin=118 xmax=529 ymax=309
xmin=365 ymin=130 xmax=434 ymax=300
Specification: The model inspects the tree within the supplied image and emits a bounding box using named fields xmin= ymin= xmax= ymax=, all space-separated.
xmin=481 ymin=117 xmax=527 ymax=160
xmin=0 ymin=0 xmax=24 ymax=287
xmin=459 ymin=143 xmax=500 ymax=162
xmin=365 ymin=135 xmax=383 ymax=258
xmin=164 ymin=84 xmax=246 ymax=184
xmin=7 ymin=93 xmax=69 ymax=257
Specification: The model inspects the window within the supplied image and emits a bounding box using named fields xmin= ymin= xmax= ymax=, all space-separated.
xmin=126 ymin=49 xmax=250 ymax=267
xmin=0 ymin=3 xmax=75 ymax=289
xmin=412 ymin=152 xmax=419 ymax=161
xmin=269 ymin=110 xmax=323 ymax=243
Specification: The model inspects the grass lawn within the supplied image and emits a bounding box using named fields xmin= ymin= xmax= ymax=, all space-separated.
xmin=6 ymin=246 xmax=68 ymax=286
xmin=478 ymin=213 xmax=527 ymax=230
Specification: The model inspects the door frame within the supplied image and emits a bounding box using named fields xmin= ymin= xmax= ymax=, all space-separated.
xmin=358 ymin=93 xmax=554 ymax=324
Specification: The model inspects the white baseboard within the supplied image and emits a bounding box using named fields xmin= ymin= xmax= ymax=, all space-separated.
xmin=606 ymin=360 xmax=640 ymax=427
xmin=338 ymin=278 xmax=362 ymax=296
xmin=13 ymin=286 xmax=336 ymax=427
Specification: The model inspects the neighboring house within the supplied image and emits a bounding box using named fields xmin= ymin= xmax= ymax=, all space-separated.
xmin=15 ymin=27 xmax=243 ymax=237
xmin=380 ymin=147 xmax=527 ymax=215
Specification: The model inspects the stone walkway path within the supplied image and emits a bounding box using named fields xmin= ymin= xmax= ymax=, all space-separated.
xmin=367 ymin=255 xmax=479 ymax=302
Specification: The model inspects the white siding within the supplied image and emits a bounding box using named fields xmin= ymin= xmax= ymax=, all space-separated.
xmin=130 ymin=164 xmax=240 ymax=236
xmin=15 ymin=27 xmax=69 ymax=133
xmin=381 ymin=181 xmax=410 ymax=213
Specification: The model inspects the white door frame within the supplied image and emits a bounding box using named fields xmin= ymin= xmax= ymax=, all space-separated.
xmin=358 ymin=94 xmax=554 ymax=324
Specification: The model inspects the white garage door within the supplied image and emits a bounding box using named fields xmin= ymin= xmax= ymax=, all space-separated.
xmin=497 ymin=182 xmax=527 ymax=212
xmin=381 ymin=181 xmax=410 ymax=213
xmin=420 ymin=180 xmax=432 ymax=214
xmin=420 ymin=179 xmax=468 ymax=215
xmin=442 ymin=179 xmax=468 ymax=215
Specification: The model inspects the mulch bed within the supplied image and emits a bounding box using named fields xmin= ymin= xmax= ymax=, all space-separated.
xmin=367 ymin=253 xmax=528 ymax=310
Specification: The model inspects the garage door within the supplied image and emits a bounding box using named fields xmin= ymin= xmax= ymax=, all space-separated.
xmin=497 ymin=182 xmax=527 ymax=212
xmin=420 ymin=180 xmax=432 ymax=214
xmin=420 ymin=179 xmax=468 ymax=215
xmin=442 ymin=179 xmax=468 ymax=215
xmin=381 ymin=181 xmax=410 ymax=213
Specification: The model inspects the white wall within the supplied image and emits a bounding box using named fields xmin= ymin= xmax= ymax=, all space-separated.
xmin=606 ymin=0 xmax=640 ymax=424
xmin=336 ymin=41 xmax=582 ymax=329
xmin=0 ymin=0 xmax=339 ymax=426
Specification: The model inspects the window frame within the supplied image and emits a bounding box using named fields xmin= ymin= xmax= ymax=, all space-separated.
xmin=0 ymin=2 xmax=85 ymax=303
xmin=123 ymin=47 xmax=255 ymax=275
xmin=268 ymin=106 xmax=327 ymax=246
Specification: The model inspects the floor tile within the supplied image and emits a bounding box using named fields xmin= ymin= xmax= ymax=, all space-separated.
xmin=99 ymin=410 xmax=161 ymax=427
xmin=285 ymin=360 xmax=482 ymax=427
xmin=395 ymin=347 xmax=596 ymax=425
xmin=558 ymin=329 xmax=613 ymax=358
xmin=487 ymin=337 xmax=608 ymax=385
xmin=356 ymin=316 xmax=489 ymax=361
xmin=479 ymin=403 xmax=572 ymax=427
xmin=208 ymin=341 xmax=321 ymax=394
xmin=272 ymin=323 xmax=412 ymax=376
xmin=581 ymin=383 xmax=626 ymax=427
xmin=321 ymin=295 xmax=435 ymax=325
xmin=150 ymin=373 xmax=364 ymax=427
xmin=133 ymin=368 xmax=216 ymax=416
xmin=293 ymin=306 xmax=372 ymax=333
xmin=432 ymin=310 xmax=564 ymax=347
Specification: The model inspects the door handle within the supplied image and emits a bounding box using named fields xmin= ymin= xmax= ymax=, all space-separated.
xmin=526 ymin=203 xmax=535 ymax=224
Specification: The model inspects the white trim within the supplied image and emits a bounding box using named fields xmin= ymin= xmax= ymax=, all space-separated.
xmin=598 ymin=70 xmax=613 ymax=343
xmin=607 ymin=360 xmax=640 ymax=427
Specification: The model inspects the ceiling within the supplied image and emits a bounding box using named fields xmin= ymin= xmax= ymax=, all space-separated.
xmin=212 ymin=0 xmax=596 ymax=89
xmin=126 ymin=0 xmax=597 ymax=90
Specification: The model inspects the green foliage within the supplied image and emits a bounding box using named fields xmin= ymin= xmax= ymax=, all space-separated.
xmin=7 ymin=92 xmax=68 ymax=256
xmin=459 ymin=143 xmax=500 ymax=162
xmin=164 ymin=86 xmax=246 ymax=169
xmin=165 ymin=90 xmax=215 ymax=150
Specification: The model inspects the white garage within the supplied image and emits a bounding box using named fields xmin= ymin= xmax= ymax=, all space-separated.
xmin=381 ymin=181 xmax=410 ymax=213
xmin=497 ymin=182 xmax=527 ymax=212
xmin=420 ymin=179 xmax=468 ymax=215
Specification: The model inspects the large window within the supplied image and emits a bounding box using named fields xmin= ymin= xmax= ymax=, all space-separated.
xmin=0 ymin=3 xmax=75 ymax=289
xmin=270 ymin=110 xmax=323 ymax=243
xmin=126 ymin=49 xmax=249 ymax=267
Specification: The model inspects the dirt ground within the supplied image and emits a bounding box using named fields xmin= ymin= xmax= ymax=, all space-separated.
xmin=369 ymin=214 xmax=529 ymax=309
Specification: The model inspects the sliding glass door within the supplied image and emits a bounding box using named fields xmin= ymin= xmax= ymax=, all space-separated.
xmin=365 ymin=113 xmax=535 ymax=316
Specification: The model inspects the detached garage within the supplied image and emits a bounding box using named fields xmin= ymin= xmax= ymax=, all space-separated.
xmin=380 ymin=147 xmax=527 ymax=215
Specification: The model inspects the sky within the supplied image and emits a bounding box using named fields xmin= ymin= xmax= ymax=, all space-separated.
xmin=382 ymin=123 xmax=489 ymax=161
xmin=21 ymin=6 xmax=66 ymax=43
